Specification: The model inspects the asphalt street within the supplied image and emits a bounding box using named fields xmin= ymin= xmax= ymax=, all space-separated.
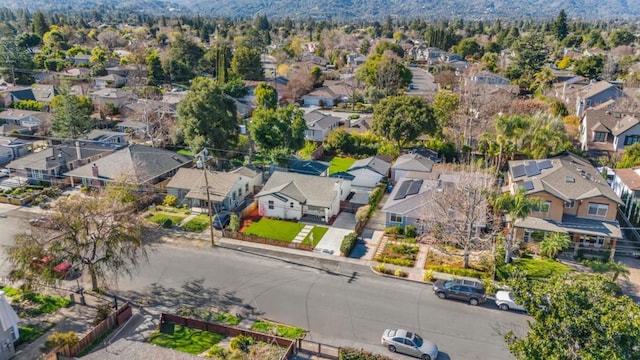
xmin=109 ymin=244 xmax=529 ymax=360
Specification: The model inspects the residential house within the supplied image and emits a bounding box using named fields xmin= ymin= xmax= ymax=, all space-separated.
xmin=256 ymin=171 xmax=351 ymax=223
xmin=0 ymin=136 xmax=32 ymax=166
xmin=381 ymin=172 xmax=463 ymax=232
xmin=31 ymin=84 xmax=59 ymax=105
xmin=83 ymin=129 xmax=129 ymax=145
xmin=303 ymin=110 xmax=341 ymax=142
xmin=391 ymin=153 xmax=436 ymax=184
xmin=91 ymin=88 xmax=135 ymax=111
xmin=0 ymin=86 xmax=33 ymax=108
xmin=505 ymin=152 xmax=623 ymax=259
xmin=302 ymin=87 xmax=340 ymax=107
xmin=576 ymin=80 xmax=625 ymax=117
xmin=57 ymin=67 xmax=92 ymax=81
xmin=166 ymin=165 xmax=262 ymax=212
xmin=95 ymin=74 xmax=126 ymax=89
xmin=346 ymin=156 xmax=391 ymax=188
xmin=610 ymin=167 xmax=640 ymax=210
xmin=5 ymin=141 xmax=123 ymax=185
xmin=106 ymin=64 xmax=147 ymax=80
xmin=0 ymin=109 xmax=50 ymax=132
xmin=0 ymin=291 xmax=20 ymax=360
xmin=468 ymin=71 xmax=511 ymax=86
xmin=346 ymin=53 xmax=367 ymax=66
xmin=64 ymin=144 xmax=190 ymax=188
xmin=69 ymin=54 xmax=92 ymax=66
xmin=0 ymin=124 xmax=28 ymax=136
xmin=580 ymin=108 xmax=640 ymax=154
xmin=287 ymin=159 xmax=329 ymax=177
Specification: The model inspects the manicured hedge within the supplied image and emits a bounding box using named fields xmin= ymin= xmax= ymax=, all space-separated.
xmin=340 ymin=232 xmax=358 ymax=256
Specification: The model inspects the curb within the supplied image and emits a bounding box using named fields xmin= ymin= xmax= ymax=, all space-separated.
xmin=369 ymin=264 xmax=431 ymax=285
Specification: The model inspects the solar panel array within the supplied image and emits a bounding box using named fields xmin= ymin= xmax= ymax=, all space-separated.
xmin=537 ymin=160 xmax=553 ymax=170
xmin=524 ymin=162 xmax=541 ymax=176
xmin=393 ymin=179 xmax=423 ymax=200
xmin=521 ymin=181 xmax=534 ymax=191
xmin=407 ymin=179 xmax=423 ymax=196
xmin=512 ymin=160 xmax=554 ymax=178
xmin=512 ymin=165 xmax=526 ymax=178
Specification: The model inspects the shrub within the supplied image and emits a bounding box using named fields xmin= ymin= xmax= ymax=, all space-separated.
xmin=229 ymin=214 xmax=240 ymax=232
xmin=483 ymin=278 xmax=497 ymax=296
xmin=393 ymin=269 xmax=407 ymax=277
xmin=376 ymin=264 xmax=387 ymax=273
xmin=426 ymin=265 xmax=487 ymax=279
xmin=340 ymin=232 xmax=358 ymax=256
xmin=423 ymin=269 xmax=435 ymax=282
xmin=355 ymin=205 xmax=370 ymax=223
xmin=339 ymin=347 xmax=393 ymax=360
xmin=368 ymin=187 xmax=381 ymax=205
xmin=80 ymin=185 xmax=91 ymax=194
xmin=162 ymin=195 xmax=178 ymax=207
xmin=229 ymin=335 xmax=253 ymax=352
xmin=45 ymin=331 xmax=78 ymax=350
xmin=404 ymin=225 xmax=417 ymax=238
xmin=93 ymin=304 xmax=112 ymax=325
xmin=207 ymin=345 xmax=227 ymax=358
xmin=162 ymin=218 xmax=173 ymax=228
xmin=384 ymin=225 xmax=404 ymax=236
xmin=375 ymin=257 xmax=414 ymax=267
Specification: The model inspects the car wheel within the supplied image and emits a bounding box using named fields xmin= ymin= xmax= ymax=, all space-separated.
xmin=469 ymin=298 xmax=479 ymax=306
xmin=388 ymin=345 xmax=396 ymax=353
xmin=436 ymin=292 xmax=446 ymax=299
xmin=499 ymin=304 xmax=509 ymax=311
xmin=422 ymin=355 xmax=431 ymax=360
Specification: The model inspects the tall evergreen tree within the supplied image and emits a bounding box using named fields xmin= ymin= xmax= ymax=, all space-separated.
xmin=554 ymin=10 xmax=568 ymax=41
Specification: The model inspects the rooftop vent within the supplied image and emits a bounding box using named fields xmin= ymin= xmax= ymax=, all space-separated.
xmin=566 ymin=176 xmax=575 ymax=183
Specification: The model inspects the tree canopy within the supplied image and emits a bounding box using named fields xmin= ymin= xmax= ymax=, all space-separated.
xmin=249 ymin=104 xmax=306 ymax=154
xmin=51 ymin=94 xmax=93 ymax=139
xmin=254 ymin=83 xmax=278 ymax=110
xmin=356 ymin=53 xmax=412 ymax=96
xmin=177 ymin=77 xmax=239 ymax=157
xmin=231 ymin=45 xmax=264 ymax=80
xmin=506 ymin=274 xmax=640 ymax=360
xmin=372 ymin=95 xmax=437 ymax=149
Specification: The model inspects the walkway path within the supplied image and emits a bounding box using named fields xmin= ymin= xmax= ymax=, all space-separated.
xmin=291 ymin=225 xmax=313 ymax=245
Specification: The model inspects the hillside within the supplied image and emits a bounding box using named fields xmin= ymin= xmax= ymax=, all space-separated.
xmin=1 ymin=0 xmax=640 ymax=20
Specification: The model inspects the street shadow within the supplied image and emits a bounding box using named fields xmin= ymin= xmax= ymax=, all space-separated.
xmin=436 ymin=351 xmax=451 ymax=360
xmin=114 ymin=278 xmax=262 ymax=318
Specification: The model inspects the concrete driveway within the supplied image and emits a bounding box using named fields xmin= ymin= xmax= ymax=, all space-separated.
xmin=314 ymin=212 xmax=356 ymax=255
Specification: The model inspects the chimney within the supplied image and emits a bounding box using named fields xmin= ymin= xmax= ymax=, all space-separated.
xmin=92 ymin=163 xmax=99 ymax=178
xmin=57 ymin=150 xmax=66 ymax=167
xmin=75 ymin=141 xmax=82 ymax=160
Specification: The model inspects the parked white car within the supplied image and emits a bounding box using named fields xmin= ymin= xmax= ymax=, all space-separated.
xmin=495 ymin=290 xmax=525 ymax=312
xmin=0 ymin=168 xmax=9 ymax=178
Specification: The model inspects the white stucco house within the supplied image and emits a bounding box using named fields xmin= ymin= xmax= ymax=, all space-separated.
xmin=256 ymin=171 xmax=351 ymax=223
xmin=346 ymin=156 xmax=391 ymax=188
xmin=304 ymin=110 xmax=341 ymax=142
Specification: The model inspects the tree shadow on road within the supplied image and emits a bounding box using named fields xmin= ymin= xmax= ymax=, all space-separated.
xmin=113 ymin=278 xmax=262 ymax=318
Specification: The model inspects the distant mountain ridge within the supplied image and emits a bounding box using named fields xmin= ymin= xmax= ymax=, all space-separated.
xmin=1 ymin=0 xmax=640 ymax=20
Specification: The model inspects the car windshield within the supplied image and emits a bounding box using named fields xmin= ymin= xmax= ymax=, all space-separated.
xmin=412 ymin=334 xmax=424 ymax=347
xmin=508 ymin=292 xmax=516 ymax=301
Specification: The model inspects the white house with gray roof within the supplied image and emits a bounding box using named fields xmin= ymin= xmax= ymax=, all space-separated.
xmin=505 ymin=152 xmax=623 ymax=259
xmin=346 ymin=155 xmax=391 ymax=188
xmin=304 ymin=110 xmax=341 ymax=142
xmin=391 ymin=153 xmax=435 ymax=184
xmin=256 ymin=171 xmax=350 ymax=223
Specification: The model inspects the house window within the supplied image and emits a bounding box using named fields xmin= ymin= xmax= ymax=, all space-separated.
xmin=565 ymin=200 xmax=575 ymax=208
xmin=532 ymin=201 xmax=551 ymax=215
xmin=523 ymin=229 xmax=532 ymax=243
xmin=238 ymin=187 xmax=242 ymax=197
xmin=232 ymin=191 xmax=236 ymax=200
xmin=268 ymin=200 xmax=274 ymax=210
xmin=587 ymin=203 xmax=608 ymax=217
xmin=624 ymin=135 xmax=640 ymax=146
xmin=390 ymin=213 xmax=402 ymax=223
xmin=593 ymin=131 xmax=607 ymax=142
xmin=245 ymin=183 xmax=249 ymax=193
xmin=290 ymin=202 xmax=294 ymax=208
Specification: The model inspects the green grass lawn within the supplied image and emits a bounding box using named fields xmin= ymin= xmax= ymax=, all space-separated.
xmin=496 ymin=257 xmax=573 ymax=281
xmin=179 ymin=214 xmax=210 ymax=232
xmin=3 ymin=286 xmax=71 ymax=318
xmin=148 ymin=324 xmax=224 ymax=355
xmin=243 ymin=218 xmax=305 ymax=242
xmin=177 ymin=149 xmax=194 ymax=157
xmin=148 ymin=213 xmax=187 ymax=227
xmin=250 ymin=321 xmax=306 ymax=339
xmin=328 ymin=157 xmax=356 ymax=174
xmin=301 ymin=226 xmax=329 ymax=247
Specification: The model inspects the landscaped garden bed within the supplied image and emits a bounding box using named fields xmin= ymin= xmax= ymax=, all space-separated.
xmin=179 ymin=214 xmax=210 ymax=232
xmin=375 ymin=243 xmax=419 ymax=267
xmin=146 ymin=205 xmax=191 ymax=228
xmin=496 ymin=256 xmax=573 ymax=281
xmin=2 ymin=286 xmax=72 ymax=318
xmin=148 ymin=324 xmax=225 ymax=355
xmin=423 ymin=247 xmax=492 ymax=279
xmin=177 ymin=306 xmax=241 ymax=326
xmin=250 ymin=320 xmax=306 ymax=339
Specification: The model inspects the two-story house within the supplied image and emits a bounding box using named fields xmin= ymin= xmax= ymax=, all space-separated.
xmin=303 ymin=110 xmax=341 ymax=142
xmin=0 ymin=109 xmax=51 ymax=132
xmin=580 ymin=107 xmax=640 ymax=155
xmin=505 ymin=152 xmax=623 ymax=259
xmin=575 ymin=80 xmax=625 ymax=117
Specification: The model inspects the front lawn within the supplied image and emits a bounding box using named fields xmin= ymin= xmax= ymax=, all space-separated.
xmin=180 ymin=214 xmax=210 ymax=232
xmin=250 ymin=321 xmax=306 ymax=339
xmin=3 ymin=286 xmax=71 ymax=318
xmin=496 ymin=256 xmax=573 ymax=281
xmin=242 ymin=218 xmax=305 ymax=242
xmin=301 ymin=226 xmax=329 ymax=247
xmin=375 ymin=243 xmax=419 ymax=267
xmin=147 ymin=324 xmax=224 ymax=355
xmin=328 ymin=157 xmax=356 ymax=174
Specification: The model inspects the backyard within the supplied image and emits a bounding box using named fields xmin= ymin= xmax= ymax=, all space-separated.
xmin=328 ymin=156 xmax=356 ymax=174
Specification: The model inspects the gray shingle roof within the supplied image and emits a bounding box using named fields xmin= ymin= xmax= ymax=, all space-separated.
xmin=348 ymin=156 xmax=391 ymax=176
xmin=64 ymin=144 xmax=191 ymax=184
xmin=7 ymin=142 xmax=118 ymax=170
xmin=392 ymin=154 xmax=434 ymax=172
xmin=304 ymin=110 xmax=341 ymax=131
xmin=515 ymin=215 xmax=622 ymax=239
xmin=166 ymin=168 xmax=242 ymax=202
xmin=257 ymin=171 xmax=344 ymax=208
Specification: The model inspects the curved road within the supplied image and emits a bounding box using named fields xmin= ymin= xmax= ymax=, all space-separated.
xmin=111 ymin=244 xmax=528 ymax=360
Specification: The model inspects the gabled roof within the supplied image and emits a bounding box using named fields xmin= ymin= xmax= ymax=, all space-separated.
xmin=304 ymin=110 xmax=341 ymax=131
xmin=613 ymin=167 xmax=640 ymax=191
xmin=257 ymin=171 xmax=344 ymax=208
xmin=382 ymin=176 xmax=443 ymax=218
xmin=31 ymin=84 xmax=58 ymax=102
xmin=7 ymin=88 xmax=35 ymax=101
xmin=7 ymin=142 xmax=119 ymax=170
xmin=167 ymin=168 xmax=242 ymax=202
xmin=230 ymin=164 xmax=261 ymax=178
xmin=0 ymin=109 xmax=48 ymax=121
xmin=392 ymin=153 xmax=435 ymax=172
xmin=579 ymin=80 xmax=624 ymax=101
xmin=348 ymin=156 xmax=391 ymax=176
xmin=64 ymin=144 xmax=190 ymax=185
xmin=91 ymin=88 xmax=135 ymax=99
xmin=507 ymin=152 xmax=622 ymax=205
xmin=611 ymin=115 xmax=640 ymax=136
xmin=288 ymin=159 xmax=329 ymax=176
xmin=95 ymin=74 xmax=125 ymax=81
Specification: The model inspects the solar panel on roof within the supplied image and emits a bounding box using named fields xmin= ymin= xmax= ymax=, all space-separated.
xmin=524 ymin=162 xmax=541 ymax=176
xmin=512 ymin=165 xmax=526 ymax=178
xmin=406 ymin=179 xmax=423 ymax=196
xmin=393 ymin=180 xmax=411 ymax=200
xmin=520 ymin=181 xmax=534 ymax=191
xmin=537 ymin=160 xmax=553 ymax=170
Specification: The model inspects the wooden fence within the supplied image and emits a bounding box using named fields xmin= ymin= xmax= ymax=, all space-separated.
xmin=160 ymin=313 xmax=296 ymax=360
xmin=226 ymin=231 xmax=314 ymax=251
xmin=53 ymin=302 xmax=133 ymax=358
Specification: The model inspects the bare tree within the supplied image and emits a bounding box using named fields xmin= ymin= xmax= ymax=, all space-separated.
xmin=422 ymin=170 xmax=498 ymax=268
xmin=287 ymin=69 xmax=314 ymax=103
xmin=97 ymin=29 xmax=127 ymax=52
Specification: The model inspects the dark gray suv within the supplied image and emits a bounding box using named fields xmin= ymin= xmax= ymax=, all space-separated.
xmin=432 ymin=278 xmax=487 ymax=305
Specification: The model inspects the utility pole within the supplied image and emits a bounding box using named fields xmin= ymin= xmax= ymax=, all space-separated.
xmin=196 ymin=149 xmax=215 ymax=246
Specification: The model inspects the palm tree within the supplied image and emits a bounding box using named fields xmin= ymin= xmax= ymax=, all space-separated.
xmin=495 ymin=114 xmax=530 ymax=171
xmin=540 ymin=232 xmax=571 ymax=259
xmin=495 ymin=188 xmax=544 ymax=263
xmin=607 ymin=261 xmax=630 ymax=281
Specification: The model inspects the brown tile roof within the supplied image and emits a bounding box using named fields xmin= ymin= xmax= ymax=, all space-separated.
xmin=614 ymin=168 xmax=640 ymax=191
